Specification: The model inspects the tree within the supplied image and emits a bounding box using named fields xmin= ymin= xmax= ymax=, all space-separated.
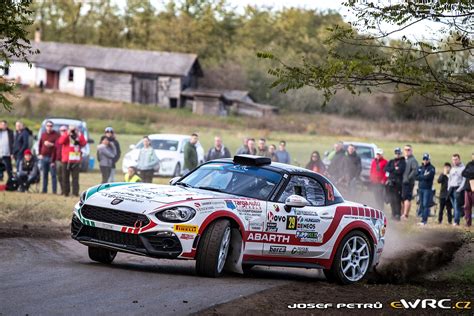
xmin=1 ymin=0 xmax=38 ymax=111
xmin=259 ymin=0 xmax=474 ymax=116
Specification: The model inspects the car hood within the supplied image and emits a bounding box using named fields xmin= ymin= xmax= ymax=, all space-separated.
xmin=84 ymin=183 xmax=234 ymax=214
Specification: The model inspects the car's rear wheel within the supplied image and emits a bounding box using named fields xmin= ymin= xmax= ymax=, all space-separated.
xmin=88 ymin=246 xmax=117 ymax=264
xmin=196 ymin=219 xmax=231 ymax=277
xmin=329 ymin=230 xmax=372 ymax=285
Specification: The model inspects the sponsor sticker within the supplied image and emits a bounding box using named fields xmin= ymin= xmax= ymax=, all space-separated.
xmin=273 ymin=204 xmax=281 ymax=212
xmin=297 ymin=223 xmax=317 ymax=230
xmin=286 ymin=215 xmax=297 ymax=230
xmin=174 ymin=224 xmax=199 ymax=234
xmin=269 ymin=245 xmax=287 ymax=254
xmin=249 ymin=222 xmax=264 ymax=231
xmin=296 ymin=231 xmax=323 ymax=242
xmin=266 ymin=222 xmax=278 ymax=232
xmin=291 ymin=246 xmax=309 ymax=255
xmin=247 ymin=232 xmax=290 ymax=243
xmin=297 ymin=216 xmax=320 ymax=223
xmin=180 ymin=233 xmax=195 ymax=240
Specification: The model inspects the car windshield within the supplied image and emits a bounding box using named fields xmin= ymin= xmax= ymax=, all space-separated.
xmin=41 ymin=123 xmax=84 ymax=134
xmin=179 ymin=162 xmax=283 ymax=200
xmin=136 ymin=139 xmax=179 ymax=151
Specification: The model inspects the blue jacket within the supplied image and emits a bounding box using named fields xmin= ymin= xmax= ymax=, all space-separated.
xmin=417 ymin=162 xmax=435 ymax=190
xmin=13 ymin=129 xmax=29 ymax=159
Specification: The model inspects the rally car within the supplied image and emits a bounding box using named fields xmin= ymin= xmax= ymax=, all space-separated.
xmin=71 ymin=155 xmax=386 ymax=284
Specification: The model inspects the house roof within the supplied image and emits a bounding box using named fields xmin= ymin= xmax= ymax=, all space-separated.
xmin=17 ymin=41 xmax=202 ymax=77
xmin=181 ymin=88 xmax=252 ymax=102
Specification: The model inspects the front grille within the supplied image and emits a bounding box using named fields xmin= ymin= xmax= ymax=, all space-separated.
xmin=78 ymin=226 xmax=144 ymax=248
xmin=81 ymin=205 xmax=150 ymax=227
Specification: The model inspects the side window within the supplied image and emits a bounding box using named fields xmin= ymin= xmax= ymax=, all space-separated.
xmin=278 ymin=176 xmax=326 ymax=206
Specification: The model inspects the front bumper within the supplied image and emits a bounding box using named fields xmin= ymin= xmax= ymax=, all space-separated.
xmin=71 ymin=215 xmax=183 ymax=258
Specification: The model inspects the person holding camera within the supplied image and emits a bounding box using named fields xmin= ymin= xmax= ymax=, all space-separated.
xmin=58 ymin=125 xmax=86 ymax=197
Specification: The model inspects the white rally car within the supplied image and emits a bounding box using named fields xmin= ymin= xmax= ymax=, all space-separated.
xmin=71 ymin=155 xmax=386 ymax=284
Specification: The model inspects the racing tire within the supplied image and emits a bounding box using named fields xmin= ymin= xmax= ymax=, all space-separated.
xmin=329 ymin=230 xmax=372 ymax=285
xmin=173 ymin=163 xmax=181 ymax=177
xmin=88 ymin=246 xmax=117 ymax=264
xmin=196 ymin=219 xmax=231 ymax=278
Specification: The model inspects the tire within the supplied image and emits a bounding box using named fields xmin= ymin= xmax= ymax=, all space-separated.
xmin=329 ymin=230 xmax=372 ymax=285
xmin=88 ymin=246 xmax=117 ymax=264
xmin=173 ymin=163 xmax=181 ymax=177
xmin=196 ymin=219 xmax=231 ymax=277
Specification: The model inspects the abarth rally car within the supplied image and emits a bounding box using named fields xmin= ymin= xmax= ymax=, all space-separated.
xmin=71 ymin=155 xmax=386 ymax=284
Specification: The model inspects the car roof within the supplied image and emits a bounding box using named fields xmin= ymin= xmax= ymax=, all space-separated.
xmin=42 ymin=118 xmax=85 ymax=126
xmin=147 ymin=134 xmax=190 ymax=141
xmin=342 ymin=142 xmax=377 ymax=148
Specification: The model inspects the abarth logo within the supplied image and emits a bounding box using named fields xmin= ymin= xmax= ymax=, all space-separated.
xmin=111 ymin=198 xmax=124 ymax=205
xmin=133 ymin=220 xmax=143 ymax=229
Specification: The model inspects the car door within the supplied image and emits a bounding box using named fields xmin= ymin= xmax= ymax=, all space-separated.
xmin=263 ymin=175 xmax=327 ymax=257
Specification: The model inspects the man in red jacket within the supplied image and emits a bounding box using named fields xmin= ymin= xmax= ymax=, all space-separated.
xmin=58 ymin=125 xmax=86 ymax=197
xmin=38 ymin=120 xmax=59 ymax=194
xmin=370 ymin=148 xmax=388 ymax=210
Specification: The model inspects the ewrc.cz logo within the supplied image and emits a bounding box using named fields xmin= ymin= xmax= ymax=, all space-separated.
xmin=391 ymin=299 xmax=471 ymax=309
xmin=247 ymin=232 xmax=290 ymax=243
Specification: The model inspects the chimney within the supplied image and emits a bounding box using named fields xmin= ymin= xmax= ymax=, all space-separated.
xmin=34 ymin=28 xmax=41 ymax=43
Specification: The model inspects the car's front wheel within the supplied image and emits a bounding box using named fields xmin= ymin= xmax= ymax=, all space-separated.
xmin=88 ymin=246 xmax=117 ymax=264
xmin=196 ymin=219 xmax=231 ymax=277
xmin=327 ymin=230 xmax=372 ymax=285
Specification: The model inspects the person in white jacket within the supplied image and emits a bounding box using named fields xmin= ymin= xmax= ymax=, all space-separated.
xmin=448 ymin=154 xmax=465 ymax=226
xmin=136 ymin=136 xmax=159 ymax=183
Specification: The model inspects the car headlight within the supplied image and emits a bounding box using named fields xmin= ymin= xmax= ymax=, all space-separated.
xmin=156 ymin=206 xmax=196 ymax=223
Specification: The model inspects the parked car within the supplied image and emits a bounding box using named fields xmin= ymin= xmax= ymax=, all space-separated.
xmin=33 ymin=118 xmax=94 ymax=172
xmin=323 ymin=142 xmax=378 ymax=183
xmin=71 ymin=155 xmax=386 ymax=284
xmin=121 ymin=134 xmax=205 ymax=177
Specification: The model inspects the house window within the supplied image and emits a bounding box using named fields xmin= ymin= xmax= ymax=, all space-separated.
xmin=68 ymin=69 xmax=74 ymax=82
xmin=4 ymin=66 xmax=9 ymax=76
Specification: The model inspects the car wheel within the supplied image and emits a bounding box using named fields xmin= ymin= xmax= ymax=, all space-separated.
xmin=88 ymin=246 xmax=117 ymax=264
xmin=196 ymin=219 xmax=231 ymax=277
xmin=329 ymin=230 xmax=372 ymax=285
xmin=173 ymin=163 xmax=181 ymax=177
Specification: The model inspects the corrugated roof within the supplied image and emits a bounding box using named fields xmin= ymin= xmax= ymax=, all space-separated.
xmin=19 ymin=41 xmax=201 ymax=76
xmin=181 ymin=88 xmax=251 ymax=102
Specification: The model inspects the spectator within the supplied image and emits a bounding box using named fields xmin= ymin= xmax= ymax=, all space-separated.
xmin=370 ymin=148 xmax=388 ymax=211
xmin=136 ymin=136 xmax=159 ymax=183
xmin=38 ymin=120 xmax=59 ymax=194
xmin=246 ymin=138 xmax=257 ymax=155
xmin=13 ymin=121 xmax=29 ymax=170
xmin=268 ymin=144 xmax=278 ymax=162
xmin=97 ymin=136 xmax=117 ymax=184
xmin=124 ymin=166 xmax=141 ymax=182
xmin=0 ymin=120 xmax=14 ymax=182
xmin=236 ymin=137 xmax=249 ymax=155
xmin=104 ymin=127 xmax=121 ymax=182
xmin=438 ymin=162 xmax=453 ymax=224
xmin=416 ymin=153 xmax=436 ymax=226
xmin=305 ymin=151 xmax=326 ymax=174
xmin=55 ymin=126 xmax=67 ymax=195
xmin=58 ymin=125 xmax=87 ymax=197
xmin=275 ymin=140 xmax=291 ymax=164
xmin=402 ymin=145 xmax=419 ymax=219
xmin=183 ymin=133 xmax=199 ymax=174
xmin=257 ymin=138 xmax=270 ymax=157
xmin=17 ymin=149 xmax=39 ymax=192
xmin=461 ymin=152 xmax=474 ymax=227
xmin=328 ymin=141 xmax=346 ymax=184
xmin=385 ymin=148 xmax=406 ymax=221
xmin=206 ymin=136 xmax=231 ymax=161
xmin=448 ymin=154 xmax=465 ymax=226
xmin=343 ymin=144 xmax=362 ymax=197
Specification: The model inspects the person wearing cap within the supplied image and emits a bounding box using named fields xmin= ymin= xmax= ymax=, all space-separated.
xmin=124 ymin=166 xmax=141 ymax=183
xmin=401 ymin=144 xmax=419 ymax=219
xmin=97 ymin=135 xmax=117 ymax=184
xmin=437 ymin=162 xmax=453 ymax=224
xmin=38 ymin=120 xmax=59 ymax=194
xmin=416 ymin=153 xmax=436 ymax=225
xmin=370 ymin=148 xmax=388 ymax=211
xmin=385 ymin=148 xmax=406 ymax=220
xmin=448 ymin=154 xmax=465 ymax=226
xmin=104 ymin=127 xmax=121 ymax=182
xmin=461 ymin=152 xmax=474 ymax=227
xmin=17 ymin=149 xmax=39 ymax=192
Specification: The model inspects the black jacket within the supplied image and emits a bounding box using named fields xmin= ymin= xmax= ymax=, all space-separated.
xmin=328 ymin=150 xmax=346 ymax=182
xmin=13 ymin=129 xmax=29 ymax=159
xmin=417 ymin=162 xmax=436 ymax=190
xmin=344 ymin=152 xmax=362 ymax=181
xmin=462 ymin=160 xmax=474 ymax=192
xmin=110 ymin=138 xmax=121 ymax=168
xmin=385 ymin=157 xmax=406 ymax=186
xmin=206 ymin=146 xmax=231 ymax=161
xmin=437 ymin=174 xmax=449 ymax=198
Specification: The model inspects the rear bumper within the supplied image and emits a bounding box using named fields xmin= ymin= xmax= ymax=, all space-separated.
xmin=71 ymin=215 xmax=183 ymax=259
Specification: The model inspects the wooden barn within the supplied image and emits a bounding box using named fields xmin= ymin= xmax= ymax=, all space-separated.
xmin=3 ymin=41 xmax=203 ymax=108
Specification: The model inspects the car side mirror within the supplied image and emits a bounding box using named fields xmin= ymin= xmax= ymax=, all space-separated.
xmin=169 ymin=177 xmax=180 ymax=185
xmin=87 ymin=138 xmax=94 ymax=144
xmin=284 ymin=195 xmax=309 ymax=211
xmin=129 ymin=144 xmax=136 ymax=150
